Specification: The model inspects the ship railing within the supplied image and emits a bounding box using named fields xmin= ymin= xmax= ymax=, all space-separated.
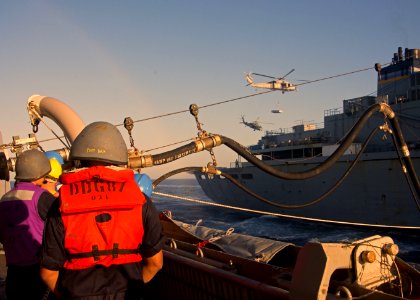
xmin=324 ymin=107 xmax=342 ymax=117
xmin=265 ymin=122 xmax=325 ymax=136
xmin=230 ymin=160 xmax=243 ymax=168
xmin=265 ymin=128 xmax=294 ymax=135
xmin=250 ymin=136 xmax=332 ymax=151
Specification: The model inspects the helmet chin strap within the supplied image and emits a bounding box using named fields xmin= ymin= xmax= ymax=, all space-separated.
xmin=33 ymin=177 xmax=47 ymax=187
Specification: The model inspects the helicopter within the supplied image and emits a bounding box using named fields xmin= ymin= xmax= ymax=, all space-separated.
xmin=240 ymin=116 xmax=272 ymax=131
xmin=245 ymin=69 xmax=297 ymax=94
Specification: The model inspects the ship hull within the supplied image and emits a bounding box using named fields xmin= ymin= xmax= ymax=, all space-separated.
xmin=195 ymin=151 xmax=420 ymax=229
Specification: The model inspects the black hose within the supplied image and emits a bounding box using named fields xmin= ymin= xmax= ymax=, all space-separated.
xmin=142 ymin=103 xmax=420 ymax=206
xmin=220 ymin=127 xmax=379 ymax=209
xmin=389 ymin=116 xmax=420 ymax=199
xmin=390 ymin=124 xmax=420 ymax=211
xmin=151 ymin=142 xmax=197 ymax=166
xmin=149 ymin=128 xmax=377 ymax=209
xmin=220 ymin=104 xmax=383 ymax=180
xmin=153 ymin=166 xmax=202 ymax=188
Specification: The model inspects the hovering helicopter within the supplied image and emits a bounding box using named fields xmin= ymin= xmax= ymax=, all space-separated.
xmin=245 ymin=69 xmax=297 ymax=94
xmin=240 ymin=116 xmax=272 ymax=131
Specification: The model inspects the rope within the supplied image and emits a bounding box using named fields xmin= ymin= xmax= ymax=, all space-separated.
xmin=152 ymin=191 xmax=420 ymax=229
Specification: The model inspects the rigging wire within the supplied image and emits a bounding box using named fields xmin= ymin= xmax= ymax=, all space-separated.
xmin=116 ymin=64 xmax=378 ymax=128
xmin=2 ymin=89 xmax=271 ymax=150
xmin=143 ymin=138 xmax=196 ymax=153
xmin=295 ymin=63 xmax=387 ymax=87
xmin=114 ymin=90 xmax=274 ymax=127
xmin=117 ymin=64 xmax=378 ymax=151
xmin=0 ymin=63 xmax=381 ymax=151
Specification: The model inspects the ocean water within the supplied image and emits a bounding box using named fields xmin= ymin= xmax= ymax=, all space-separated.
xmin=153 ymin=178 xmax=420 ymax=267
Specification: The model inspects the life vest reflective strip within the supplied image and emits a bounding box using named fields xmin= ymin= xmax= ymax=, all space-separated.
xmin=60 ymin=166 xmax=146 ymax=270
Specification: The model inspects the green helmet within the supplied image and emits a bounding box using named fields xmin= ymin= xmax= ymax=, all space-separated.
xmin=70 ymin=121 xmax=128 ymax=165
xmin=15 ymin=149 xmax=51 ymax=181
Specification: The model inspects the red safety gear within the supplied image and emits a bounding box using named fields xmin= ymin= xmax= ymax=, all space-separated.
xmin=59 ymin=166 xmax=146 ymax=270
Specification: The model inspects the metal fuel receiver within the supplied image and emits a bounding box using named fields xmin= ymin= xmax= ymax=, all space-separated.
xmin=128 ymin=151 xmax=153 ymax=169
xmin=200 ymin=162 xmax=222 ymax=177
xmin=194 ymin=135 xmax=222 ymax=152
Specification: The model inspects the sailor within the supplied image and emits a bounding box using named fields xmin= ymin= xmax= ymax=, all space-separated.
xmin=42 ymin=158 xmax=63 ymax=197
xmin=0 ymin=149 xmax=57 ymax=300
xmin=40 ymin=121 xmax=164 ymax=299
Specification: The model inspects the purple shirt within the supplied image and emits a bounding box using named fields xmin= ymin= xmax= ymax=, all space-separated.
xmin=0 ymin=182 xmax=54 ymax=265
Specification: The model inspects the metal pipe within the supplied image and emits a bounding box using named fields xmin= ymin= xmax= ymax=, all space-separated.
xmin=27 ymin=95 xmax=85 ymax=144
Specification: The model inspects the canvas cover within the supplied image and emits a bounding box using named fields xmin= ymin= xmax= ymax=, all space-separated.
xmin=172 ymin=218 xmax=293 ymax=263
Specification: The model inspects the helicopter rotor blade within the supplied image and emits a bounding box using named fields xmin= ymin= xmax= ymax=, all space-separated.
xmin=252 ymin=73 xmax=277 ymax=79
xmin=278 ymin=68 xmax=295 ymax=80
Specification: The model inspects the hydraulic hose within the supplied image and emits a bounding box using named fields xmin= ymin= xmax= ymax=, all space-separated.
xmin=148 ymin=104 xmax=420 ymax=209
xmin=151 ymin=143 xmax=197 ymax=166
xmin=218 ymin=103 xmax=413 ymax=181
xmin=388 ymin=115 xmax=420 ymax=200
xmin=153 ymin=167 xmax=203 ymax=188
xmin=390 ymin=122 xmax=420 ymax=211
xmin=219 ymin=127 xmax=379 ymax=209
xmin=216 ymin=103 xmax=420 ymax=210
xmin=124 ymin=103 xmax=420 ymax=204
xmin=128 ymin=135 xmax=222 ymax=169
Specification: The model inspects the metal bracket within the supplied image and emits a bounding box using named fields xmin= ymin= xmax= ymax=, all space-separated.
xmin=11 ymin=134 xmax=39 ymax=155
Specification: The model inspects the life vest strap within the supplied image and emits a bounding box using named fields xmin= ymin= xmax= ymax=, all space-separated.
xmin=67 ymin=243 xmax=140 ymax=261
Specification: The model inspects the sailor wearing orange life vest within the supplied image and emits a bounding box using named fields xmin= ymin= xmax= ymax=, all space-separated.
xmin=40 ymin=121 xmax=164 ymax=299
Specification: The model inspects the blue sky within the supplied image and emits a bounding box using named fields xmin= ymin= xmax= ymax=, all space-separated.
xmin=1 ymin=0 xmax=420 ymax=179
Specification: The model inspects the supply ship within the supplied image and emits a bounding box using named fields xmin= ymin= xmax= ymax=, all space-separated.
xmin=195 ymin=47 xmax=420 ymax=230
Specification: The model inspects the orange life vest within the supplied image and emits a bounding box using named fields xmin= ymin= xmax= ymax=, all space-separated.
xmin=59 ymin=166 xmax=146 ymax=270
